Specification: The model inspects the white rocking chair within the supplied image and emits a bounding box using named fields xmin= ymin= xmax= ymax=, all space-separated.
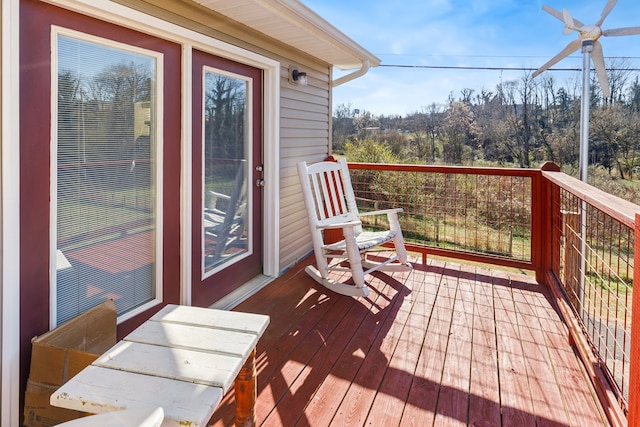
xmin=297 ymin=158 xmax=411 ymax=297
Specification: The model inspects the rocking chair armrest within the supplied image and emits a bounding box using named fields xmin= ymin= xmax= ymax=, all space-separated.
xmin=207 ymin=190 xmax=231 ymax=211
xmin=358 ymin=208 xmax=403 ymax=218
xmin=316 ymin=220 xmax=362 ymax=230
xmin=208 ymin=190 xmax=231 ymax=200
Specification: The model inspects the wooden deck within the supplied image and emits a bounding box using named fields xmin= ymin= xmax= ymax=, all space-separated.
xmin=210 ymin=254 xmax=609 ymax=426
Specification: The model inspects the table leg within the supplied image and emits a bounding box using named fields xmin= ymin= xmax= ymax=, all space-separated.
xmin=234 ymin=348 xmax=256 ymax=427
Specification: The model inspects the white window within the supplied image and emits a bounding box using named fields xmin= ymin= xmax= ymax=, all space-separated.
xmin=53 ymin=29 xmax=162 ymax=325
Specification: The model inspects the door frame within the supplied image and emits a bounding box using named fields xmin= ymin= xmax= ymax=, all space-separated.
xmin=192 ymin=54 xmax=264 ymax=304
xmin=2 ymin=0 xmax=21 ymax=424
xmin=41 ymin=0 xmax=280 ymax=306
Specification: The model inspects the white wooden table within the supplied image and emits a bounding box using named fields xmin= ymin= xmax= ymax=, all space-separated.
xmin=50 ymin=304 xmax=269 ymax=427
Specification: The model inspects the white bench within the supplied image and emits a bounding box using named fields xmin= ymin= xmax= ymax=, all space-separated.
xmin=51 ymin=304 xmax=269 ymax=427
xmin=55 ymin=407 xmax=164 ymax=427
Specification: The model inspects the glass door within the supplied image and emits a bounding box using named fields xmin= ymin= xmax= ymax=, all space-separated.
xmin=191 ymin=50 xmax=263 ymax=306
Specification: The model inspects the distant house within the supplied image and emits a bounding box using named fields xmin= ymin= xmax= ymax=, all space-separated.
xmin=0 ymin=0 xmax=380 ymax=423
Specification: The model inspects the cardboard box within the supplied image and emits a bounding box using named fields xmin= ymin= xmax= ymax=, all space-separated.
xmin=23 ymin=300 xmax=117 ymax=427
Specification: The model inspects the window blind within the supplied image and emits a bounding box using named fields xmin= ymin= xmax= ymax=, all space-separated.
xmin=55 ymin=34 xmax=158 ymax=325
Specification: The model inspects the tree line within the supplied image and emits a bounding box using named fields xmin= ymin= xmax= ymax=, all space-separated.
xmin=333 ymin=63 xmax=640 ymax=181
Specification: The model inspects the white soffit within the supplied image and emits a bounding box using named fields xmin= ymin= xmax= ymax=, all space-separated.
xmin=192 ymin=0 xmax=380 ymax=70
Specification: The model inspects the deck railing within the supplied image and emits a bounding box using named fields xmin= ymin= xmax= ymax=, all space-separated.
xmin=543 ymin=168 xmax=638 ymax=427
xmin=347 ymin=161 xmax=639 ymax=427
xmin=347 ymin=162 xmax=542 ymax=272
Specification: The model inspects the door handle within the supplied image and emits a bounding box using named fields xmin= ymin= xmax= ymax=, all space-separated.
xmin=255 ymin=164 xmax=264 ymax=187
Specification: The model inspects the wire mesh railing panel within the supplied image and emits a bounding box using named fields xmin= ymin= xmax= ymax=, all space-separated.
xmin=551 ymin=185 xmax=634 ymax=406
xmin=347 ymin=166 xmax=532 ymax=262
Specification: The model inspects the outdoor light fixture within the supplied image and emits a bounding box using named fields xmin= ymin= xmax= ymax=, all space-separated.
xmin=289 ymin=65 xmax=308 ymax=86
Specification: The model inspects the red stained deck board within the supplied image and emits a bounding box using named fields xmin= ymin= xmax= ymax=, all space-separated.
xmin=329 ymin=271 xmax=418 ymax=426
xmin=467 ymin=266 xmax=501 ymax=427
xmin=262 ymin=282 xmax=382 ymax=426
xmin=363 ymin=265 xmax=430 ymax=426
xmin=209 ymin=254 xmax=609 ymax=427
xmin=400 ymin=262 xmax=457 ymax=426
xmin=301 ymin=261 xmax=420 ymax=425
xmin=256 ymin=290 xmax=354 ymax=423
xmin=432 ymin=264 xmax=474 ymax=427
xmin=510 ymin=279 xmax=571 ymax=426
xmin=492 ymin=274 xmax=537 ymax=427
xmin=524 ymin=285 xmax=608 ymax=426
xmin=209 ymin=267 xmax=345 ymax=426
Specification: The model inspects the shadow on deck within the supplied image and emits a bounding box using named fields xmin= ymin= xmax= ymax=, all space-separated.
xmin=211 ymin=254 xmax=609 ymax=426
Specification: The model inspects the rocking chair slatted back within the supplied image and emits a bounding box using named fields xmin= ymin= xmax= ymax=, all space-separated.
xmin=303 ymin=160 xmax=362 ymax=234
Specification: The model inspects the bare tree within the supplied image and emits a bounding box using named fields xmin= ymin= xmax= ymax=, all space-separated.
xmin=590 ymin=104 xmax=622 ymax=175
xmin=606 ymin=58 xmax=633 ymax=104
xmin=408 ymin=103 xmax=444 ymax=163
xmin=442 ymin=101 xmax=478 ymax=164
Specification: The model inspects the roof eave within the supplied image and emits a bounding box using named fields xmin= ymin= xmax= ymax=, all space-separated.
xmin=193 ymin=0 xmax=380 ymax=70
xmin=266 ymin=0 xmax=380 ymax=69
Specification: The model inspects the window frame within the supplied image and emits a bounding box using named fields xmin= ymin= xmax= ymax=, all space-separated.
xmin=49 ymin=26 xmax=165 ymax=327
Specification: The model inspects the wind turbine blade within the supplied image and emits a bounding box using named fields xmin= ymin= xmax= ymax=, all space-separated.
xmin=562 ymin=8 xmax=575 ymax=27
xmin=596 ymin=0 xmax=617 ymax=27
xmin=533 ymin=39 xmax=581 ymax=77
xmin=561 ymin=8 xmax=577 ymax=34
xmin=542 ymin=5 xmax=585 ymax=27
xmin=591 ymin=41 xmax=611 ymax=98
xmin=603 ymin=26 xmax=640 ymax=37
xmin=542 ymin=5 xmax=564 ymax=21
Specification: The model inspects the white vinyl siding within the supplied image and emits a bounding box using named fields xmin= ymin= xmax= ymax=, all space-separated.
xmin=279 ymin=64 xmax=331 ymax=270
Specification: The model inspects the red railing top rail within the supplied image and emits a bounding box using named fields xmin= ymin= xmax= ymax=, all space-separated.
xmin=347 ymin=162 xmax=540 ymax=178
xmin=542 ymin=170 xmax=640 ymax=229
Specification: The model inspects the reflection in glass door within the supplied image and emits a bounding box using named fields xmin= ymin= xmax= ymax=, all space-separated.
xmin=202 ymin=69 xmax=251 ymax=276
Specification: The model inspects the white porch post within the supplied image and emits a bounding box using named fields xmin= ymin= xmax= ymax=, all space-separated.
xmin=2 ymin=0 xmax=21 ymax=425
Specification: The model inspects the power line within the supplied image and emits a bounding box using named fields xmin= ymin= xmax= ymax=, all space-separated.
xmin=375 ymin=53 xmax=640 ymax=60
xmin=379 ymin=64 xmax=640 ymax=72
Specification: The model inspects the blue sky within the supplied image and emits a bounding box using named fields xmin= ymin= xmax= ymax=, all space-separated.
xmin=302 ymin=0 xmax=640 ymax=116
